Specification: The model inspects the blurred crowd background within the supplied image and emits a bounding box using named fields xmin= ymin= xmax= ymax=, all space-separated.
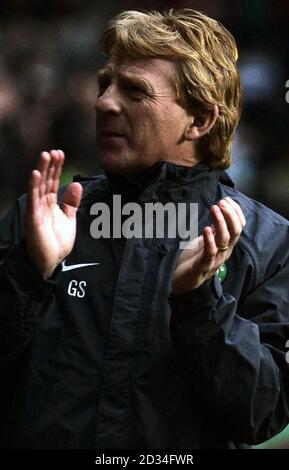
xmin=1 ymin=0 xmax=289 ymax=218
xmin=0 ymin=0 xmax=289 ymax=449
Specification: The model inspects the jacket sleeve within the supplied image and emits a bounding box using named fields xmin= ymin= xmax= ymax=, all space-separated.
xmin=0 ymin=199 xmax=59 ymax=362
xmin=169 ymin=262 xmax=289 ymax=445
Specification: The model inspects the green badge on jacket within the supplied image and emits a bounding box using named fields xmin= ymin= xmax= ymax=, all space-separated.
xmin=216 ymin=263 xmax=227 ymax=283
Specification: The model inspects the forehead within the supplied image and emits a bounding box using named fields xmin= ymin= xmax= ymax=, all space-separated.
xmin=98 ymin=55 xmax=177 ymax=88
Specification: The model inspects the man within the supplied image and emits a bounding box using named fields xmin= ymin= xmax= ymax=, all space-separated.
xmin=0 ymin=9 xmax=289 ymax=449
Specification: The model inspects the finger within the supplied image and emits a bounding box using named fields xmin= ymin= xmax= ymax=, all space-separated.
xmin=37 ymin=151 xmax=50 ymax=198
xmin=27 ymin=169 xmax=41 ymax=215
xmin=45 ymin=150 xmax=59 ymax=194
xmin=224 ymin=197 xmax=246 ymax=228
xmin=61 ymin=182 xmax=83 ymax=219
xmin=217 ymin=199 xmax=242 ymax=243
xmin=52 ymin=150 xmax=65 ymax=194
xmin=210 ymin=205 xmax=230 ymax=249
xmin=175 ymin=234 xmax=204 ymax=267
xmin=181 ymin=233 xmax=204 ymax=252
xmin=203 ymin=226 xmax=218 ymax=269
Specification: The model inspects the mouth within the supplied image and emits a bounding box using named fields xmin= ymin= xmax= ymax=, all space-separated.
xmin=100 ymin=131 xmax=127 ymax=140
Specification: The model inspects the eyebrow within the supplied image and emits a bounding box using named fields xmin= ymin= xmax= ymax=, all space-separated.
xmin=96 ymin=69 xmax=111 ymax=80
xmin=96 ymin=68 xmax=154 ymax=93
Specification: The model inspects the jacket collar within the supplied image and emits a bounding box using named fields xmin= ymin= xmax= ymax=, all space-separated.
xmin=105 ymin=160 xmax=220 ymax=199
xmin=76 ymin=160 xmax=234 ymax=205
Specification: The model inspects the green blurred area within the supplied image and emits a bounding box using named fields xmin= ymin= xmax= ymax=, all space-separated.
xmin=60 ymin=167 xmax=81 ymax=187
xmin=59 ymin=165 xmax=98 ymax=187
xmin=254 ymin=424 xmax=289 ymax=449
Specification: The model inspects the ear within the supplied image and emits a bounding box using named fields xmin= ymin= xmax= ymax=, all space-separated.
xmin=184 ymin=105 xmax=219 ymax=141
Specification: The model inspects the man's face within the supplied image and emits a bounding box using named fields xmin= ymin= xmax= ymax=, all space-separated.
xmin=95 ymin=55 xmax=194 ymax=174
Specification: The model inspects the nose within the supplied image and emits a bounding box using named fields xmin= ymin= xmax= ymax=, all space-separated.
xmin=95 ymin=85 xmax=122 ymax=115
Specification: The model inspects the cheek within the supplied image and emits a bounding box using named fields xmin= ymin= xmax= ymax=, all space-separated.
xmin=129 ymin=108 xmax=153 ymax=142
xmin=129 ymin=102 xmax=182 ymax=148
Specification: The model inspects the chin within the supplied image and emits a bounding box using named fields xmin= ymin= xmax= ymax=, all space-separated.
xmin=99 ymin=153 xmax=134 ymax=175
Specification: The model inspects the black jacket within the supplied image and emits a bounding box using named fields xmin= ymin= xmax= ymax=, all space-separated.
xmin=1 ymin=161 xmax=289 ymax=449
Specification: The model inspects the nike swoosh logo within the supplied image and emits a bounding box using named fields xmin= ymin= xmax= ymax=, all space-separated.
xmin=61 ymin=260 xmax=100 ymax=272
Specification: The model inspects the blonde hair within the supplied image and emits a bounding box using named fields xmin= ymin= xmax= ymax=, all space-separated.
xmin=100 ymin=9 xmax=242 ymax=170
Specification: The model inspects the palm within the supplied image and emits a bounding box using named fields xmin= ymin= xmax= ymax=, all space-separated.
xmin=30 ymin=200 xmax=75 ymax=272
xmin=26 ymin=150 xmax=82 ymax=278
xmin=173 ymin=235 xmax=208 ymax=294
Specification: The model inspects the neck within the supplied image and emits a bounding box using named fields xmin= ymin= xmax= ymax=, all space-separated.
xmin=163 ymin=145 xmax=201 ymax=168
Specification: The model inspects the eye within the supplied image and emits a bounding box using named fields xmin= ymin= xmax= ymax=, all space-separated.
xmin=97 ymin=78 xmax=110 ymax=97
xmin=124 ymin=83 xmax=146 ymax=100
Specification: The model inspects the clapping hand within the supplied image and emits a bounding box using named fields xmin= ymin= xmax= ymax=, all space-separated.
xmin=25 ymin=150 xmax=83 ymax=279
xmin=172 ymin=197 xmax=246 ymax=294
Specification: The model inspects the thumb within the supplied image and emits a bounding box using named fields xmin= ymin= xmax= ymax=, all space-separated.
xmin=61 ymin=182 xmax=83 ymax=219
